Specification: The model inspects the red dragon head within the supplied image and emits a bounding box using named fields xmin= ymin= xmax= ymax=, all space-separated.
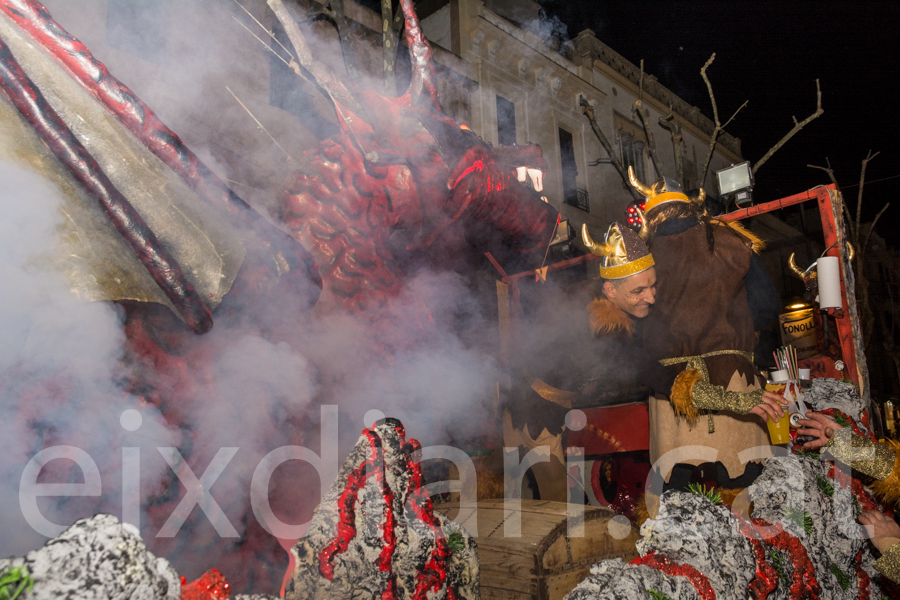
xmin=279 ymin=0 xmax=559 ymax=315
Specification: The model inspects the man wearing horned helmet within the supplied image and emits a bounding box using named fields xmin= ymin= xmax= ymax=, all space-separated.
xmin=503 ymin=222 xmax=675 ymax=502
xmin=579 ymin=221 xmax=677 ymax=398
xmin=625 ymin=167 xmax=784 ymax=507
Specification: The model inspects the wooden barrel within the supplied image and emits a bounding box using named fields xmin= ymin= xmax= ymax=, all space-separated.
xmin=435 ymin=499 xmax=639 ymax=600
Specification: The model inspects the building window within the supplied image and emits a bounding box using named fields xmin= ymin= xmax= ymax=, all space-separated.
xmin=620 ymin=131 xmax=646 ymax=184
xmin=559 ymin=128 xmax=588 ymax=211
xmin=496 ymin=95 xmax=516 ymax=146
xmin=106 ymin=0 xmax=169 ymax=66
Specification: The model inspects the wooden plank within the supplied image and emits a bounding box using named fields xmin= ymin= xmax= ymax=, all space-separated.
xmin=479 ymin=536 xmax=548 ymax=554
xmin=477 ymin=550 xmax=539 ymax=585
xmin=540 ymin=535 xmax=569 ymax=573
xmin=565 ymin=529 xmax=639 ymax=567
xmin=496 ymin=280 xmax=511 ymax=362
xmin=438 ymin=500 xmax=635 ymax=600
xmin=479 ymin=572 xmax=538 ymax=595
xmin=481 ymin=585 xmax=536 ymax=600
xmin=546 ymin=569 xmax=593 ymax=600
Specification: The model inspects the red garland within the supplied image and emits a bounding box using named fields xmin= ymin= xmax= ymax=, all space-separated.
xmin=630 ymin=551 xmax=716 ymax=600
xmin=180 ymin=569 xmax=231 ymax=600
xmin=819 ymin=408 xmax=875 ymax=442
xmin=402 ymin=433 xmax=457 ymax=600
xmin=319 ymin=429 xmax=399 ymax=599
xmin=854 ymin=549 xmax=870 ymax=600
xmin=731 ymin=512 xmax=779 ymax=599
xmin=750 ymin=519 xmax=821 ymax=599
xmin=826 ymin=465 xmax=880 ymax=513
xmin=318 ymin=423 xmax=455 ymax=600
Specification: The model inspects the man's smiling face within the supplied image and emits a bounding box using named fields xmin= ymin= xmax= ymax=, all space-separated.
xmin=602 ymin=266 xmax=657 ymax=318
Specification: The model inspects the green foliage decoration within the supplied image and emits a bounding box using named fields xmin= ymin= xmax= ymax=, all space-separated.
xmin=816 ymin=475 xmax=834 ymax=498
xmin=785 ymin=505 xmax=814 ymax=535
xmin=830 ymin=562 xmax=851 ymax=591
xmin=446 ymin=529 xmax=465 ymax=554
xmin=686 ymin=482 xmax=722 ymax=505
xmin=0 ymin=567 xmax=34 ymax=600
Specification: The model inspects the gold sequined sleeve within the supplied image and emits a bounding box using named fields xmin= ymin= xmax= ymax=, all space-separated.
xmin=823 ymin=429 xmax=896 ymax=481
xmin=875 ymin=541 xmax=900 ymax=584
xmin=690 ymin=381 xmax=765 ymax=414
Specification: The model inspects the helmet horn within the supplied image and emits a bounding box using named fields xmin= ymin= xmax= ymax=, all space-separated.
xmin=635 ymin=206 xmax=651 ymax=242
xmin=788 ymin=253 xmax=808 ymax=280
xmin=627 ymin=166 xmax=653 ymax=198
xmin=582 ymin=224 xmax=614 ymax=257
xmin=691 ymin=187 xmax=706 ymax=206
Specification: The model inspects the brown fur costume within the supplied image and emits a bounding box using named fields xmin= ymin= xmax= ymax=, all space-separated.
xmin=642 ymin=218 xmax=773 ymax=484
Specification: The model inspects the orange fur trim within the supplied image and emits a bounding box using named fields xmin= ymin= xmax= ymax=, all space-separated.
xmin=870 ymin=438 xmax=900 ymax=507
xmin=670 ymin=368 xmax=702 ymax=424
xmin=711 ymin=218 xmax=766 ymax=254
xmin=632 ymin=492 xmax=652 ymax=527
xmin=587 ymin=297 xmax=634 ymax=338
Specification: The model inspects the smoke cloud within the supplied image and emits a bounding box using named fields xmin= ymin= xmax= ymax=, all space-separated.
xmin=0 ymin=161 xmax=181 ymax=555
xmin=0 ymin=0 xmax=527 ymax=594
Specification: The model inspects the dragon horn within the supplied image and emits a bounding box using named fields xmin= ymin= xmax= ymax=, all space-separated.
xmin=788 ymin=253 xmax=807 ymax=280
xmin=582 ymin=224 xmax=614 ymax=257
xmin=400 ymin=0 xmax=441 ymax=113
xmin=628 ymin=166 xmax=653 ymax=198
xmin=847 ymin=241 xmax=855 ymax=261
xmin=691 ymin=187 xmax=706 ymax=206
xmin=636 ymin=206 xmax=651 ymax=242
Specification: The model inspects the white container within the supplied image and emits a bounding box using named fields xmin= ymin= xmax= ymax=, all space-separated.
xmin=817 ymin=256 xmax=843 ymax=309
xmin=770 ymin=369 xmax=789 ymax=382
xmin=799 ymin=368 xmax=811 ymax=380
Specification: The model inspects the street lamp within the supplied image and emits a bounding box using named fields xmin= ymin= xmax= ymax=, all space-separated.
xmin=716 ymin=161 xmax=754 ymax=208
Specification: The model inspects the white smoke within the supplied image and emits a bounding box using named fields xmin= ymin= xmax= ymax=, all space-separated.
xmin=0 ymin=161 xmax=181 ymax=556
xmin=1 ymin=0 xmax=508 ymax=593
xmin=523 ymin=10 xmax=573 ymax=55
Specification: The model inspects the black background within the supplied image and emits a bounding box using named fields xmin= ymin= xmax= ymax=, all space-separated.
xmin=539 ymin=0 xmax=900 ymax=236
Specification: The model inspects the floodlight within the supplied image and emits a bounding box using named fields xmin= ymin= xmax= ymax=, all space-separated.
xmin=716 ymin=161 xmax=754 ymax=207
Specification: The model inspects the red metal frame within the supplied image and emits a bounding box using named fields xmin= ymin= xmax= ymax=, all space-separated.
xmin=719 ymin=184 xmax=860 ymax=387
xmin=497 ymin=184 xmax=862 ymax=387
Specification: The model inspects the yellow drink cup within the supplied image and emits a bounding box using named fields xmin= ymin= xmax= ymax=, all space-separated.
xmin=765 ymin=382 xmax=791 ymax=445
xmin=766 ymin=412 xmax=791 ymax=445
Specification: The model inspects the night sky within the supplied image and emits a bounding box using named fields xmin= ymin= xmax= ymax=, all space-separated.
xmin=540 ymin=0 xmax=900 ymax=233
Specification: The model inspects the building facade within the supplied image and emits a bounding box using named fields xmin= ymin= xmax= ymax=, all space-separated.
xmin=419 ymin=0 xmax=743 ymax=237
xmin=38 ymin=0 xmax=743 ymax=248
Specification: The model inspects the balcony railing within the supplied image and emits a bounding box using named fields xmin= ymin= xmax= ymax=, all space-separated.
xmin=565 ymin=188 xmax=590 ymax=212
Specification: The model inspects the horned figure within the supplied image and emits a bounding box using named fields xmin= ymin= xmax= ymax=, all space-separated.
xmin=274 ymin=0 xmax=559 ymax=317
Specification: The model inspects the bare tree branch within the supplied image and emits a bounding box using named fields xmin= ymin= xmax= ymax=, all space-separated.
xmin=638 ymin=59 xmax=644 ymax=103
xmin=721 ymin=101 xmax=748 ymax=128
xmin=807 ymin=160 xmax=838 ymax=186
xmin=864 ymin=202 xmax=890 ymax=257
xmin=808 ymin=158 xmax=854 ymax=239
xmin=698 ymin=53 xmax=749 ymax=189
xmin=659 ymin=107 xmax=684 ymax=186
xmin=634 ymin=99 xmax=662 ymax=178
xmin=752 ymin=79 xmax=823 ymax=174
xmin=631 ymin=59 xmax=664 ymax=177
xmin=856 ymin=149 xmax=880 ymax=232
xmin=580 ymin=95 xmax=633 ymax=192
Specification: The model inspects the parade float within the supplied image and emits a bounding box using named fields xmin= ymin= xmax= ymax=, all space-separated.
xmin=0 ymin=0 xmax=896 ymax=599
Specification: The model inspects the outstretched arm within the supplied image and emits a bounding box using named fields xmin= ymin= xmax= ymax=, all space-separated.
xmin=668 ymin=368 xmax=785 ymax=425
